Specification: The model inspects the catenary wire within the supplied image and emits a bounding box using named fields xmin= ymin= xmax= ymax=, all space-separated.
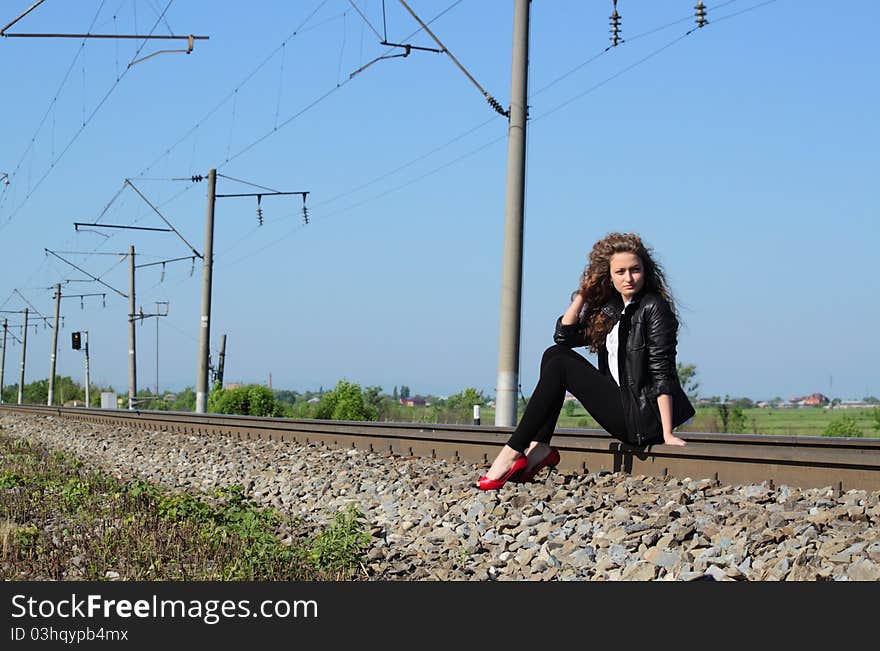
xmin=0 ymin=1 xmax=175 ymax=233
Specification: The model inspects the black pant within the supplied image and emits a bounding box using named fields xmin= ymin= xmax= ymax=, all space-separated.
xmin=506 ymin=345 xmax=628 ymax=452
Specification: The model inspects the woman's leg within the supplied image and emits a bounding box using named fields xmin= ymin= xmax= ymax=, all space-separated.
xmin=508 ymin=346 xmax=627 ymax=447
xmin=505 ymin=345 xmax=574 ymax=453
xmin=484 ymin=346 xmax=628 ymax=479
xmin=484 ymin=345 xmax=623 ymax=480
xmin=482 ymin=346 xmax=568 ymax=480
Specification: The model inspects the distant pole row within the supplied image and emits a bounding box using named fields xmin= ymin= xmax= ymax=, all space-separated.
xmin=0 ymin=319 xmax=6 ymax=403
xmin=8 ymin=3 xmax=530 ymax=417
xmin=47 ymin=283 xmax=60 ymax=406
xmin=8 ymin=169 xmax=219 ymax=411
xmin=128 ymin=244 xmax=137 ymax=409
xmin=19 ymin=308 xmax=28 ymax=404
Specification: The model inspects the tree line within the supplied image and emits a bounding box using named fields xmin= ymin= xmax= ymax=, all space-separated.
xmin=206 ymin=381 xmax=488 ymax=425
xmin=6 ymin=366 xmax=879 ymax=437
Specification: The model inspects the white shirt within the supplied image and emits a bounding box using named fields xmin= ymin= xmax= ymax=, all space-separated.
xmin=605 ymin=299 xmax=631 ymax=386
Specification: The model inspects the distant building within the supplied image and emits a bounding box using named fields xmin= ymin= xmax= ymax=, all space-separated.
xmin=400 ymin=397 xmax=426 ymax=407
xmin=224 ymin=382 xmax=243 ymax=390
xmin=838 ymin=399 xmax=873 ymax=409
xmin=789 ymin=393 xmax=829 ymax=407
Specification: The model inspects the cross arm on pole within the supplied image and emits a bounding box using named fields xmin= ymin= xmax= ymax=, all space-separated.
xmin=0 ymin=0 xmax=47 ymax=36
xmin=44 ymin=249 xmax=127 ymax=298
xmin=124 ymin=179 xmax=203 ymax=258
xmin=75 ymin=222 xmax=172 ymax=233
xmin=214 ymin=191 xmax=308 ymax=198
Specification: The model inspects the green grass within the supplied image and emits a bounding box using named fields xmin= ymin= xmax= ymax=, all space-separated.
xmin=471 ymin=405 xmax=880 ymax=437
xmin=0 ymin=432 xmax=372 ymax=581
xmin=680 ymin=406 xmax=879 ymax=437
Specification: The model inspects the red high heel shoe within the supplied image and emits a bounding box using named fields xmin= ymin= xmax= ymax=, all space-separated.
xmin=517 ymin=447 xmax=560 ymax=483
xmin=477 ymin=455 xmax=528 ymax=491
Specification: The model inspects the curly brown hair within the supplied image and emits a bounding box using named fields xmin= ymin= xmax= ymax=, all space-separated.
xmin=576 ymin=232 xmax=678 ymax=351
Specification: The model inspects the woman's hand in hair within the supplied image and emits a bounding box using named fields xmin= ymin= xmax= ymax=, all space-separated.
xmin=562 ymin=292 xmax=585 ymax=326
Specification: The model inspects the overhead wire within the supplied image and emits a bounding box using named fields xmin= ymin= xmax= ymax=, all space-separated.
xmin=135 ymin=0 xmax=333 ymax=178
xmin=216 ymin=0 xmax=782 ymax=270
xmin=147 ymin=0 xmax=175 ymax=35
xmin=312 ymin=115 xmax=496 ymax=210
xmin=107 ymin=3 xmax=343 ymax=243
xmin=0 ymin=0 xmax=176 ymax=233
xmin=13 ymin=288 xmax=49 ymax=320
xmin=160 ymin=316 xmax=220 ymax=357
xmin=220 ymin=130 xmax=504 ymax=269
xmin=215 ymin=174 xmax=282 ymax=193
xmin=4 ymin=0 xmax=707 ymax=293
xmin=0 ymin=1 xmax=107 ymax=229
xmin=347 ymin=0 xmax=383 ymax=40
xmin=92 ymin=0 xmax=467 ymax=269
xmin=336 ymin=2 xmax=348 ymax=84
xmin=314 ymin=1 xmax=720 ymax=213
xmin=274 ymin=41 xmax=287 ymax=130
xmin=5 ymin=0 xmax=780 ymax=339
xmin=532 ymin=33 xmax=694 ymax=125
xmin=398 ymin=0 xmax=508 ymax=117
xmin=532 ymin=0 xmax=780 ymax=124
xmin=218 ymin=0 xmax=467 ymax=171
xmin=261 ymin=4 xmax=702 ymax=219
xmin=710 ymin=0 xmax=779 ymax=24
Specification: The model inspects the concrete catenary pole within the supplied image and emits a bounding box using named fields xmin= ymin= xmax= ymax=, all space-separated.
xmin=0 ymin=318 xmax=7 ymax=403
xmin=47 ymin=283 xmax=61 ymax=406
xmin=18 ymin=308 xmax=28 ymax=404
xmin=128 ymin=245 xmax=137 ymax=409
xmin=495 ymin=0 xmax=530 ymax=427
xmin=196 ymin=168 xmax=216 ymax=413
xmin=155 ymin=304 xmax=160 ymax=397
xmin=84 ymin=331 xmax=91 ymax=407
xmin=217 ymin=334 xmax=226 ymax=388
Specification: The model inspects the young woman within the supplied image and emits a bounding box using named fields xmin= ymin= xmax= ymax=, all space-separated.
xmin=477 ymin=232 xmax=694 ymax=490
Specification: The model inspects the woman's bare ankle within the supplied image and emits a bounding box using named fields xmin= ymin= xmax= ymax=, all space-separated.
xmin=486 ymin=445 xmax=523 ymax=480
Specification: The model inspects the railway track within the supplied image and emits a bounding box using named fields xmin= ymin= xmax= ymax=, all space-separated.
xmin=2 ymin=403 xmax=880 ymax=492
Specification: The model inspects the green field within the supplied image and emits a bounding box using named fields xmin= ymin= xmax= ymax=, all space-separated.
xmin=473 ymin=405 xmax=880 ymax=438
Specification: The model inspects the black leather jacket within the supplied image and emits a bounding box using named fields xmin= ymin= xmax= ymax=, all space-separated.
xmin=554 ymin=291 xmax=695 ymax=446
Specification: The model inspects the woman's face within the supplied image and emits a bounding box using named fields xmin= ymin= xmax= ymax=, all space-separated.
xmin=609 ymin=252 xmax=644 ymax=301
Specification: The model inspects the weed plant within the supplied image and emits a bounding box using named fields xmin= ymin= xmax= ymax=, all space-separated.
xmin=0 ymin=432 xmax=371 ymax=581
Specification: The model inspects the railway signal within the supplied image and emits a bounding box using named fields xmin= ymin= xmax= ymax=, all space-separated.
xmin=71 ymin=331 xmax=81 ymax=350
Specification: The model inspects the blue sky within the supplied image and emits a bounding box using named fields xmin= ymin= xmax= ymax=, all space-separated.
xmin=1 ymin=1 xmax=877 ymax=402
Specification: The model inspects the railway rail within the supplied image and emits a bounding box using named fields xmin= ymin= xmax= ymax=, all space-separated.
xmin=2 ymin=403 xmax=880 ymax=492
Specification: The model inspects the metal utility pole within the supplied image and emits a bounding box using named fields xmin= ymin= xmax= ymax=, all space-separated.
xmin=495 ymin=0 xmax=530 ymax=427
xmin=128 ymin=245 xmax=137 ymax=409
xmin=83 ymin=331 xmax=91 ymax=407
xmin=217 ymin=334 xmax=226 ymax=388
xmin=0 ymin=319 xmax=7 ymax=403
xmin=196 ymin=169 xmax=216 ymax=413
xmin=18 ymin=308 xmax=28 ymax=404
xmin=47 ymin=283 xmax=61 ymax=405
xmin=152 ymin=300 xmax=169 ymax=399
xmin=193 ymin=172 xmax=305 ymax=412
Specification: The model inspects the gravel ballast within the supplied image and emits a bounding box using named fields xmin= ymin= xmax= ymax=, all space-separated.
xmin=2 ymin=412 xmax=879 ymax=581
